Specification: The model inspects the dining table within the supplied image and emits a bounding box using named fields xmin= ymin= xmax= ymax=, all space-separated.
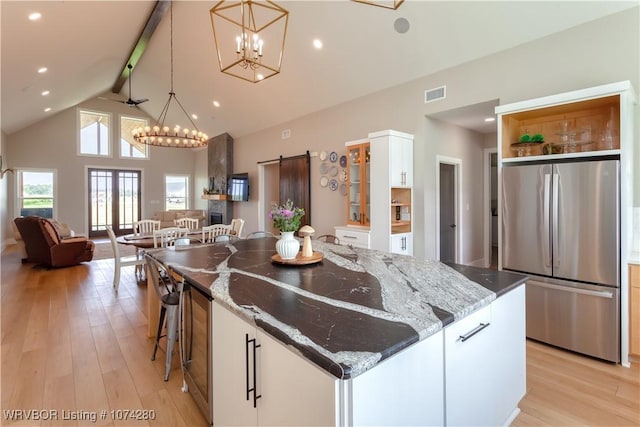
xmin=116 ymin=229 xmax=207 ymax=336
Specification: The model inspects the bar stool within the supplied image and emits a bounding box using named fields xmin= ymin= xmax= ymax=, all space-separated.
xmin=146 ymin=254 xmax=185 ymax=382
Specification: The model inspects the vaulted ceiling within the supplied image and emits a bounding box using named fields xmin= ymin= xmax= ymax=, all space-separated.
xmin=1 ymin=1 xmax=636 ymax=138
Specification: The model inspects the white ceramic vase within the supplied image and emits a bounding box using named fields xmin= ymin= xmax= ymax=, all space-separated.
xmin=276 ymin=231 xmax=300 ymax=260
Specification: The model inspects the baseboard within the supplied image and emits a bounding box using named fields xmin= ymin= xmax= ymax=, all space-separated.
xmin=466 ymin=257 xmax=486 ymax=267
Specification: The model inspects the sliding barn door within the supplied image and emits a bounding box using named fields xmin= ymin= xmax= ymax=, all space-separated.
xmin=279 ymin=153 xmax=311 ymax=231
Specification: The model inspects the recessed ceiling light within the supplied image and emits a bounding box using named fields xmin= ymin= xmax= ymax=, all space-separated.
xmin=28 ymin=12 xmax=42 ymax=21
xmin=313 ymin=39 xmax=323 ymax=49
xmin=38 ymin=67 xmax=48 ymax=74
xmin=484 ymin=117 xmax=496 ymax=122
xmin=213 ymin=100 xmax=220 ymax=108
xmin=41 ymin=90 xmax=50 ymax=96
xmin=191 ymin=114 xmax=198 ymax=120
xmin=44 ymin=107 xmax=51 ymax=112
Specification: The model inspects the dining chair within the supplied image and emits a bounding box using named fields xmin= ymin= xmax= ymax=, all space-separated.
xmin=201 ymin=224 xmax=232 ymax=243
xmin=135 ymin=219 xmax=161 ymax=235
xmin=153 ymin=227 xmax=189 ymax=248
xmin=316 ymin=234 xmax=341 ymax=244
xmin=245 ymin=231 xmax=275 ymax=239
xmin=213 ymin=234 xmax=240 ymax=243
xmin=105 ymin=225 xmax=146 ymax=292
xmin=133 ymin=219 xmax=160 ymax=276
xmin=174 ymin=217 xmax=199 ymax=230
xmin=229 ymin=218 xmax=245 ymax=238
xmin=146 ymin=254 xmax=188 ymax=383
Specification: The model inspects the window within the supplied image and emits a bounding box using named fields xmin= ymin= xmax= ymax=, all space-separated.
xmin=17 ymin=170 xmax=56 ymax=218
xmin=120 ymin=115 xmax=149 ymax=158
xmin=165 ymin=175 xmax=189 ymax=210
xmin=79 ymin=110 xmax=110 ymax=156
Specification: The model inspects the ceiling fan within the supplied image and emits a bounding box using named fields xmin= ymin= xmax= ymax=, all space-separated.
xmin=103 ymin=64 xmax=148 ymax=107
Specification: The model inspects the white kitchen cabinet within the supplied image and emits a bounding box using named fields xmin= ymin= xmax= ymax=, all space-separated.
xmin=349 ymin=330 xmax=444 ymax=426
xmin=390 ymin=233 xmax=413 ymax=256
xmin=379 ymin=130 xmax=413 ymax=187
xmin=212 ymin=303 xmax=338 ymax=427
xmin=334 ymin=225 xmax=371 ymax=249
xmin=444 ymin=285 xmax=525 ymax=426
xmin=212 ymin=284 xmax=525 ymax=427
xmin=369 ymin=130 xmax=414 ymax=255
xmin=444 ymin=304 xmax=494 ymax=426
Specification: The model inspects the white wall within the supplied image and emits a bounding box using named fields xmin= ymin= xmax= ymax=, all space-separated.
xmin=231 ymin=7 xmax=639 ymax=260
xmin=3 ymin=8 xmax=638 ymax=259
xmin=4 ymin=97 xmax=198 ymax=236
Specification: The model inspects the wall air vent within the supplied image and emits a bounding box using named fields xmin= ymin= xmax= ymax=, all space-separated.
xmin=424 ymin=85 xmax=446 ymax=103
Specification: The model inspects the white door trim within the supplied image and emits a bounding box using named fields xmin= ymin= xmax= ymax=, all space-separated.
xmin=483 ymin=147 xmax=497 ymax=268
xmin=435 ymin=155 xmax=462 ymax=263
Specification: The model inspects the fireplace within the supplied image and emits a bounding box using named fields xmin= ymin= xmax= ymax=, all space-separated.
xmin=210 ymin=213 xmax=223 ymax=225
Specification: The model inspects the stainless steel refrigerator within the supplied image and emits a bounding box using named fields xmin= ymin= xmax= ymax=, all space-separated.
xmin=502 ymin=158 xmax=619 ymax=362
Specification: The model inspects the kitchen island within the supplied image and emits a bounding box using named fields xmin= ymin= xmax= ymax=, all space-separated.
xmin=149 ymin=237 xmax=527 ymax=426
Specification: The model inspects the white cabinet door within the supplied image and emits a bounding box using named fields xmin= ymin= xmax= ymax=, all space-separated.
xmin=390 ymin=138 xmax=413 ymax=187
xmin=257 ymin=330 xmax=338 ymax=426
xmin=491 ymin=285 xmax=526 ymax=426
xmin=351 ymin=330 xmax=444 ymax=426
xmin=390 ymin=233 xmax=413 ymax=256
xmin=212 ymin=303 xmax=258 ymax=427
xmin=335 ymin=226 xmax=370 ymax=249
xmin=444 ymin=304 xmax=495 ymax=426
xmin=212 ymin=303 xmax=338 ymax=427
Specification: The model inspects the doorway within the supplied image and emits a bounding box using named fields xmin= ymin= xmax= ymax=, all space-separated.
xmin=436 ymin=157 xmax=461 ymax=263
xmin=483 ymin=148 xmax=498 ymax=269
xmin=88 ymin=168 xmax=141 ymax=237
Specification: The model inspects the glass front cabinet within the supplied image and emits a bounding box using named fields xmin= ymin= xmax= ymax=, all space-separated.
xmin=346 ymin=140 xmax=370 ymax=227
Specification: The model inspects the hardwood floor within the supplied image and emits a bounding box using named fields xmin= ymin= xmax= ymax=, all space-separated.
xmin=1 ymin=245 xmax=207 ymax=427
xmin=1 ymin=244 xmax=638 ymax=426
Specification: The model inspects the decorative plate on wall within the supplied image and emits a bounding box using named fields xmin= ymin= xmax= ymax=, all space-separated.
xmin=329 ymin=151 xmax=338 ymax=163
xmin=340 ymin=183 xmax=347 ymax=196
xmin=319 ymin=162 xmax=329 ymax=174
xmin=329 ymin=165 xmax=338 ymax=177
xmin=339 ymin=155 xmax=347 ymax=167
xmin=340 ymin=169 xmax=347 ymax=182
xmin=319 ymin=151 xmax=328 ymax=161
xmin=329 ymin=178 xmax=339 ymax=191
xmin=320 ymin=176 xmax=328 ymax=187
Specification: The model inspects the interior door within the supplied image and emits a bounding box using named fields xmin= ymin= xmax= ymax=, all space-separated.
xmin=439 ymin=163 xmax=456 ymax=263
xmin=279 ymin=153 xmax=311 ymax=231
xmin=88 ymin=168 xmax=141 ymax=237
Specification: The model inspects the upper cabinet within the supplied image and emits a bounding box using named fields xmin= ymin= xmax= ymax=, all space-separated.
xmin=496 ymin=81 xmax=636 ymax=163
xmin=370 ymin=130 xmax=414 ymax=255
xmin=346 ymin=140 xmax=371 ymax=227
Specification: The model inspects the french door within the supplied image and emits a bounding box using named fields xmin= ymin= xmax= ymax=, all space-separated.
xmin=88 ymin=168 xmax=141 ymax=237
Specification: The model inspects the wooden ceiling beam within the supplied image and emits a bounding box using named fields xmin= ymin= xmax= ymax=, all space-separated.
xmin=111 ymin=0 xmax=171 ymax=94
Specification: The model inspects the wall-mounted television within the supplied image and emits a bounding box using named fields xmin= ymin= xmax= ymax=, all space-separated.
xmin=228 ymin=173 xmax=249 ymax=201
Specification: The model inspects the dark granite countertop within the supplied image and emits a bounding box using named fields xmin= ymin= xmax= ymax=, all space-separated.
xmin=149 ymin=238 xmax=526 ymax=379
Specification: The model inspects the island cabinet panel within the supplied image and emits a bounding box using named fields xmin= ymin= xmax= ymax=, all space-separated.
xmin=348 ymin=330 xmax=444 ymax=426
xmin=444 ymin=286 xmax=526 ymax=426
xmin=212 ymin=303 xmax=338 ymax=427
xmin=444 ymin=304 xmax=494 ymax=426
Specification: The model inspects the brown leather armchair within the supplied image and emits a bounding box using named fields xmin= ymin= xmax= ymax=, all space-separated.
xmin=14 ymin=216 xmax=95 ymax=267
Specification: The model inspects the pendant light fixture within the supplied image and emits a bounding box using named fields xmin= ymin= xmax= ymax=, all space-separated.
xmin=133 ymin=1 xmax=208 ymax=148
xmin=210 ymin=0 xmax=289 ymax=83
xmin=352 ymin=0 xmax=404 ymax=10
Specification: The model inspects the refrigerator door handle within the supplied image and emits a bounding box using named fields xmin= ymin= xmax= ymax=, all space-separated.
xmin=543 ymin=174 xmax=551 ymax=268
xmin=529 ymin=280 xmax=614 ymax=299
xmin=552 ymin=173 xmax=560 ymax=269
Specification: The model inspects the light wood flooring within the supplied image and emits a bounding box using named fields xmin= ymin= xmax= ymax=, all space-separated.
xmin=1 ymin=245 xmax=639 ymax=426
